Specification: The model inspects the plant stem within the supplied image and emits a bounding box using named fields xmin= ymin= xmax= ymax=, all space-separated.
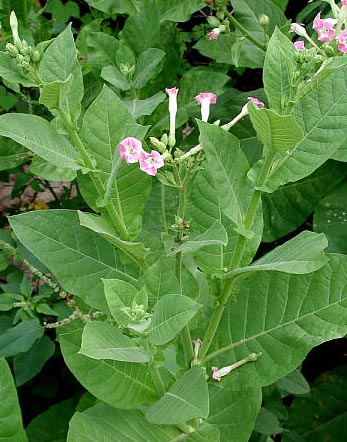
xmin=198 ymin=152 xmax=275 ymax=363
xmin=225 ymin=10 xmax=267 ymax=51
xmin=149 ymin=363 xmax=166 ymax=396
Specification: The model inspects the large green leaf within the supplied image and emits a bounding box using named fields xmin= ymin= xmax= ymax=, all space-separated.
xmin=146 ymin=366 xmax=209 ymax=425
xmin=39 ymin=74 xmax=74 ymax=110
xmin=225 ymin=231 xmax=328 ymax=277
xmin=67 ymin=403 xmax=180 ymax=441
xmin=80 ymin=321 xmax=150 ymax=362
xmin=0 ymin=320 xmax=43 ymax=358
xmin=85 ymin=0 xmax=139 ymax=15
xmin=208 ymin=255 xmax=347 ymax=390
xmin=80 ymin=85 xmax=150 ymax=239
xmin=197 ymin=121 xmax=255 ymax=238
xmin=0 ymin=358 xmax=27 ymax=442
xmin=148 ymin=294 xmax=202 ymax=345
xmin=58 ymin=321 xmax=158 ymax=409
xmin=9 ymin=210 xmax=139 ymax=311
xmin=155 ymin=0 xmax=205 ymax=22
xmin=124 ymin=92 xmax=166 ymax=119
xmin=248 ymin=106 xmax=303 ymax=153
xmin=39 ymin=25 xmax=83 ymax=122
xmin=208 ymin=384 xmax=262 ymax=442
xmin=0 ymin=136 xmax=27 ymax=171
xmin=101 ymin=65 xmax=130 ymax=90
xmin=313 ymin=183 xmax=347 ymax=254
xmin=249 ymin=65 xmax=347 ymax=192
xmin=0 ymin=114 xmax=80 ymax=170
xmin=29 ymin=156 xmax=77 ymax=182
xmin=263 ymin=28 xmax=296 ymax=115
xmin=262 ymin=161 xmax=346 ymax=242
xmin=86 ymin=32 xmax=119 ymax=74
xmin=133 ymin=48 xmax=165 ymax=89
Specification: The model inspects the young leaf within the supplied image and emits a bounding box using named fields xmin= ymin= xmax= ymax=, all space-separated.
xmin=133 ymin=48 xmax=165 ymax=89
xmin=39 ymin=74 xmax=74 ymax=110
xmin=123 ymin=91 xmax=166 ymax=119
xmin=148 ymin=294 xmax=202 ymax=345
xmin=58 ymin=321 xmax=158 ymax=409
xmin=79 ymin=321 xmax=150 ymax=363
xmin=67 ymin=403 xmax=180 ymax=441
xmin=0 ymin=114 xmax=80 ymax=170
xmin=0 ymin=358 xmax=27 ymax=442
xmin=197 ymin=121 xmax=255 ymax=238
xmin=248 ymin=105 xmax=303 ymax=153
xmin=263 ymin=27 xmax=296 ymax=115
xmin=86 ymin=32 xmax=119 ymax=74
xmin=225 ymin=231 xmax=328 ymax=277
xmin=9 ymin=210 xmax=139 ymax=312
xmin=101 ymin=65 xmax=130 ymax=90
xmin=0 ymin=320 xmax=44 ymax=358
xmin=209 ymin=254 xmax=347 ymax=390
xmin=146 ymin=366 xmax=209 ymax=425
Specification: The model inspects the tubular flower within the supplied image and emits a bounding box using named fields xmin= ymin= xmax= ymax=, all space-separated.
xmin=247 ymin=96 xmax=265 ymax=109
xmin=343 ymin=0 xmax=347 ymax=6
xmin=165 ymin=87 xmax=179 ymax=147
xmin=139 ymin=150 xmax=164 ymax=176
xmin=294 ymin=40 xmax=305 ymax=50
xmin=337 ymin=29 xmax=347 ymax=52
xmin=208 ymin=28 xmax=220 ymax=40
xmin=195 ymin=92 xmax=217 ymax=122
xmin=119 ymin=137 xmax=143 ymax=164
xmin=312 ymin=12 xmax=337 ymax=42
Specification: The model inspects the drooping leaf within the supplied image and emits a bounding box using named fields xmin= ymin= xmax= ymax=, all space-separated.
xmin=0 ymin=358 xmax=27 ymax=442
xmin=0 ymin=114 xmax=80 ymax=170
xmin=9 ymin=210 xmax=139 ymax=312
xmin=79 ymin=321 xmax=150 ymax=363
xmin=39 ymin=25 xmax=83 ymax=122
xmin=67 ymin=402 xmax=180 ymax=441
xmin=148 ymin=294 xmax=202 ymax=345
xmin=58 ymin=321 xmax=158 ymax=409
xmin=209 ymin=255 xmax=347 ymax=390
xmin=146 ymin=366 xmax=209 ymax=425
xmin=0 ymin=320 xmax=44 ymax=358
xmin=225 ymin=231 xmax=328 ymax=277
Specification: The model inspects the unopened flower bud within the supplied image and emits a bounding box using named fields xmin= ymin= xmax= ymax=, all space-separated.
xmin=31 ymin=49 xmax=41 ymax=63
xmin=5 ymin=42 xmax=19 ymax=57
xmin=161 ymin=133 xmax=168 ymax=145
xmin=149 ymin=136 xmax=167 ymax=153
xmin=258 ymin=14 xmax=269 ymax=27
xmin=20 ymin=39 xmax=30 ymax=55
xmin=289 ymin=23 xmax=309 ymax=38
xmin=10 ymin=11 xmax=20 ymax=45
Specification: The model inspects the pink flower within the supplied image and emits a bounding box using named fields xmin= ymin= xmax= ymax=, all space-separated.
xmin=208 ymin=28 xmax=220 ymax=40
xmin=139 ymin=150 xmax=164 ymax=176
xmin=312 ymin=12 xmax=337 ymax=42
xmin=247 ymin=96 xmax=265 ymax=109
xmin=195 ymin=92 xmax=217 ymax=122
xmin=294 ymin=40 xmax=305 ymax=50
xmin=211 ymin=366 xmax=222 ymax=382
xmin=165 ymin=87 xmax=179 ymax=147
xmin=337 ymin=29 xmax=347 ymax=52
xmin=119 ymin=137 xmax=143 ymax=164
xmin=343 ymin=0 xmax=347 ymax=6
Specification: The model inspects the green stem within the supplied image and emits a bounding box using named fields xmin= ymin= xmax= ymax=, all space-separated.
xmin=149 ymin=363 xmax=166 ymax=396
xmin=225 ymin=11 xmax=267 ymax=51
xmin=198 ymin=152 xmax=275 ymax=363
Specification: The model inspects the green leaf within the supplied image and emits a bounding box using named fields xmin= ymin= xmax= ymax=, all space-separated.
xmin=133 ymin=48 xmax=165 ymax=89
xmin=226 ymin=231 xmax=328 ymax=277
xmin=13 ymin=335 xmax=55 ymax=386
xmin=58 ymin=321 xmax=158 ymax=409
xmin=29 ymin=155 xmax=77 ymax=181
xmin=249 ymin=105 xmax=304 ymax=153
xmin=0 ymin=136 xmax=27 ymax=171
xmin=85 ymin=0 xmax=139 ymax=15
xmin=86 ymin=32 xmax=119 ymax=74
xmin=101 ymin=65 xmax=130 ymax=90
xmin=208 ymin=384 xmax=262 ymax=442
xmin=146 ymin=366 xmax=209 ymax=425
xmin=287 ymin=365 xmax=347 ymax=441
xmin=250 ymin=65 xmax=347 ymax=192
xmin=80 ymin=321 xmax=150 ymax=362
xmin=263 ymin=27 xmax=296 ymax=115
xmin=167 ymin=221 xmax=228 ymax=256
xmin=262 ymin=161 xmax=346 ymax=242
xmin=0 ymin=51 xmax=37 ymax=87
xmin=124 ymin=92 xmax=166 ymax=119
xmin=0 ymin=358 xmax=27 ymax=442
xmin=209 ymin=254 xmax=347 ymax=390
xmin=0 ymin=320 xmax=44 ymax=357
xmin=276 ymin=369 xmax=310 ymax=395
xmin=254 ymin=407 xmax=284 ymax=435
xmin=197 ymin=121 xmax=255 ymax=238
xmin=103 ymin=279 xmax=147 ymax=326
xmin=26 ymin=399 xmax=75 ymax=442
xmin=80 ymin=85 xmax=150 ymax=239
xmin=9 ymin=210 xmax=139 ymax=312
xmin=156 ymin=0 xmax=205 ymax=22
xmin=0 ymin=114 xmax=80 ymax=170
xmin=313 ymin=183 xmax=347 ymax=254
xmin=67 ymin=403 xmax=180 ymax=441
xmin=39 ymin=25 xmax=83 ymax=122
xmin=39 ymin=74 xmax=74 ymax=110
xmin=148 ymin=294 xmax=202 ymax=345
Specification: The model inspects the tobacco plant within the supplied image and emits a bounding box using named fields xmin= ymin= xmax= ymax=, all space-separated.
xmin=1 ymin=0 xmax=347 ymax=441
